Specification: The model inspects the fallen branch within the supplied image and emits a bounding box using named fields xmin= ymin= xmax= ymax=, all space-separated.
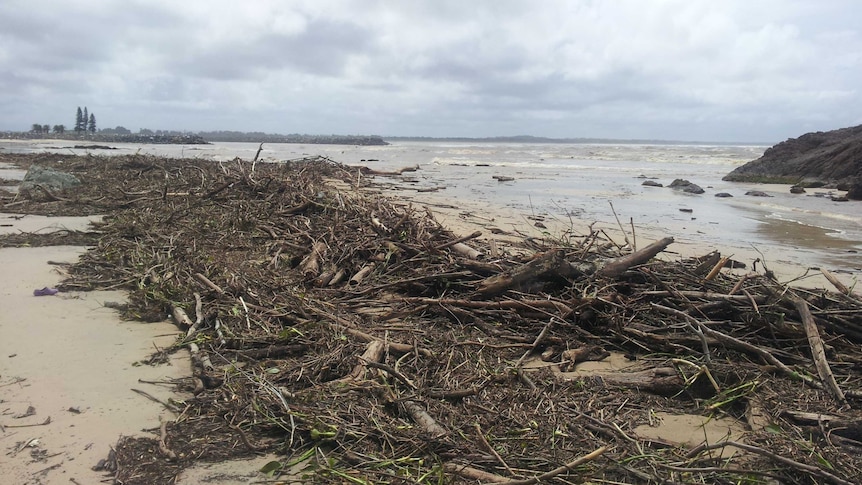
xmin=794 ymin=297 xmax=845 ymax=402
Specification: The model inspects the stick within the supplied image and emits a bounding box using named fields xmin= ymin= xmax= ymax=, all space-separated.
xmin=794 ymin=297 xmax=846 ymax=402
xmin=491 ymin=446 xmax=607 ymax=485
xmin=474 ymin=422 xmax=515 ymax=475
xmin=402 ymin=400 xmax=447 ymax=438
xmin=158 ymin=416 xmax=177 ymax=461
xmin=705 ymin=256 xmax=729 ymax=281
xmin=820 ymin=268 xmax=851 ymax=295
xmin=436 ymin=231 xmax=482 ymax=250
xmin=195 ymin=272 xmax=225 ymax=294
xmin=443 ymin=463 xmax=507 ymax=483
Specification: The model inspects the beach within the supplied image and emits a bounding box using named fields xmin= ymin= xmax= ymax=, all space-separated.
xmin=6 ymin=139 xmax=860 ymax=286
xmin=2 ymin=142 xmax=861 ymax=484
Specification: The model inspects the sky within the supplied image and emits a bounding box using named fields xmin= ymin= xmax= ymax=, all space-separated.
xmin=1 ymin=1 xmax=861 ymax=142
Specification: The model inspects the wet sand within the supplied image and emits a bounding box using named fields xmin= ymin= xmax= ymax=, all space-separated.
xmin=0 ymin=229 xmax=189 ymax=483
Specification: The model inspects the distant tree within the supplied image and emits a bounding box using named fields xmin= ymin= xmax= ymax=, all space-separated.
xmin=139 ymin=128 xmax=154 ymax=135
xmin=88 ymin=114 xmax=96 ymax=133
xmin=53 ymin=125 xmax=66 ymax=134
xmin=82 ymin=107 xmax=88 ymax=133
xmin=31 ymin=123 xmax=43 ymax=133
xmin=115 ymin=126 xmax=131 ymax=135
xmin=42 ymin=124 xmax=50 ymax=134
xmin=75 ymin=107 xmax=84 ymax=132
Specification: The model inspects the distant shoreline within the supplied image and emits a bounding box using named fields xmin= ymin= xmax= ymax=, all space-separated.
xmin=383 ymin=134 xmax=774 ymax=146
xmin=0 ymin=131 xmax=389 ymax=146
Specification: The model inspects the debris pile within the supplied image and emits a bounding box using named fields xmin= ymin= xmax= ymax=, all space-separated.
xmin=2 ymin=153 xmax=862 ymax=484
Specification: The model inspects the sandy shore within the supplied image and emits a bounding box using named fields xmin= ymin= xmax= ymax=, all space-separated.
xmin=392 ymin=185 xmax=853 ymax=290
xmin=0 ymin=215 xmax=189 ymax=484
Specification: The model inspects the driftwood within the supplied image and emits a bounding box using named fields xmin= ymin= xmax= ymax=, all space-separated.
xmin=299 ymin=241 xmax=327 ymax=278
xmin=16 ymin=154 xmax=861 ymax=485
xmin=596 ymin=237 xmax=674 ymax=277
xmin=560 ymin=366 xmax=685 ymax=395
xmin=477 ymin=249 xmax=569 ymax=297
xmin=794 ymin=297 xmax=846 ymax=402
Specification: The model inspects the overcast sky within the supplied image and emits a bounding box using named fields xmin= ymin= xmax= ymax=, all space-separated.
xmin=1 ymin=1 xmax=860 ymax=142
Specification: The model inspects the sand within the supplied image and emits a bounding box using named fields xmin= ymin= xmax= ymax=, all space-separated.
xmin=0 ymin=227 xmax=189 ymax=484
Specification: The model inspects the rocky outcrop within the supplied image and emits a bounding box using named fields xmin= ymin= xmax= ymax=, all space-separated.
xmin=723 ymin=124 xmax=862 ymax=186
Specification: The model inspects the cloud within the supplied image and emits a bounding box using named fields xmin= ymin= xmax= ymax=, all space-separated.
xmin=1 ymin=0 xmax=861 ymax=141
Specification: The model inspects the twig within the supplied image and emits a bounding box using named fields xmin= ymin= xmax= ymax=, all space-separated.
xmin=474 ymin=422 xmax=515 ymax=476
xmin=0 ymin=417 xmax=51 ymax=428
xmin=489 ymin=446 xmax=607 ymax=485
xmin=158 ymin=416 xmax=177 ymax=461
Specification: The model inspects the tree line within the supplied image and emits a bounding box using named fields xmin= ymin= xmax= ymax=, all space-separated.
xmin=29 ymin=106 xmax=97 ymax=134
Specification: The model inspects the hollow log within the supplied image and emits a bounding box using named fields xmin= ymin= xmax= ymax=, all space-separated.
xmin=349 ymin=262 xmax=376 ymax=285
xmin=299 ymin=241 xmax=327 ymax=278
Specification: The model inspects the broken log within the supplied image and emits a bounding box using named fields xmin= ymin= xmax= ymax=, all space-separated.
xmin=477 ymin=249 xmax=571 ymax=297
xmin=299 ymin=241 xmax=327 ymax=278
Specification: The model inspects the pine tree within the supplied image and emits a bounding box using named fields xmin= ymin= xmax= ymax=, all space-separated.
xmin=88 ymin=114 xmax=96 ymax=133
xmin=75 ymin=107 xmax=83 ymax=132
xmin=82 ymin=107 xmax=88 ymax=133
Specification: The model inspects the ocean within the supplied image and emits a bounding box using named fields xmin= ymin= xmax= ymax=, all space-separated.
xmin=4 ymin=139 xmax=861 ymax=283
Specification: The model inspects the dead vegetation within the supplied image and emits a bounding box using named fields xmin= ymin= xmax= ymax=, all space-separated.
xmin=2 ymin=152 xmax=862 ymax=484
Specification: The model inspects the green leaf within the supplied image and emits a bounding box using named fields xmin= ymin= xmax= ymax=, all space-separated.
xmin=259 ymin=460 xmax=283 ymax=476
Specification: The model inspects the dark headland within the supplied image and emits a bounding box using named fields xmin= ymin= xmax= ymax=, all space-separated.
xmin=723 ymin=124 xmax=862 ymax=195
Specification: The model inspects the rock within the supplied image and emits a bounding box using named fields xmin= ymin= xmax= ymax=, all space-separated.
xmin=847 ymin=179 xmax=862 ymax=200
xmin=723 ymin=124 xmax=862 ymax=186
xmin=20 ymin=164 xmax=81 ymax=192
xmin=642 ymin=180 xmax=663 ymax=187
xmin=745 ymin=190 xmax=772 ymax=197
xmin=668 ymin=179 xmax=704 ymax=194
xmin=832 ymin=196 xmax=849 ymax=202
xmin=714 ymin=192 xmax=733 ymax=198
xmin=789 ymin=186 xmax=806 ymax=194
xmin=679 ymin=208 xmax=693 ymax=213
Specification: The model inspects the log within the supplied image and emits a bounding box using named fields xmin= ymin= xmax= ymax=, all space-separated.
xmin=477 ymin=250 xmax=570 ymax=297
xmin=402 ymin=400 xmax=447 ymax=438
xmin=299 ymin=241 xmax=327 ymax=278
xmin=794 ymin=297 xmax=846 ymax=402
xmin=349 ymin=262 xmax=376 ymax=285
xmin=565 ymin=367 xmax=685 ymax=395
xmin=596 ymin=237 xmax=674 ymax=278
